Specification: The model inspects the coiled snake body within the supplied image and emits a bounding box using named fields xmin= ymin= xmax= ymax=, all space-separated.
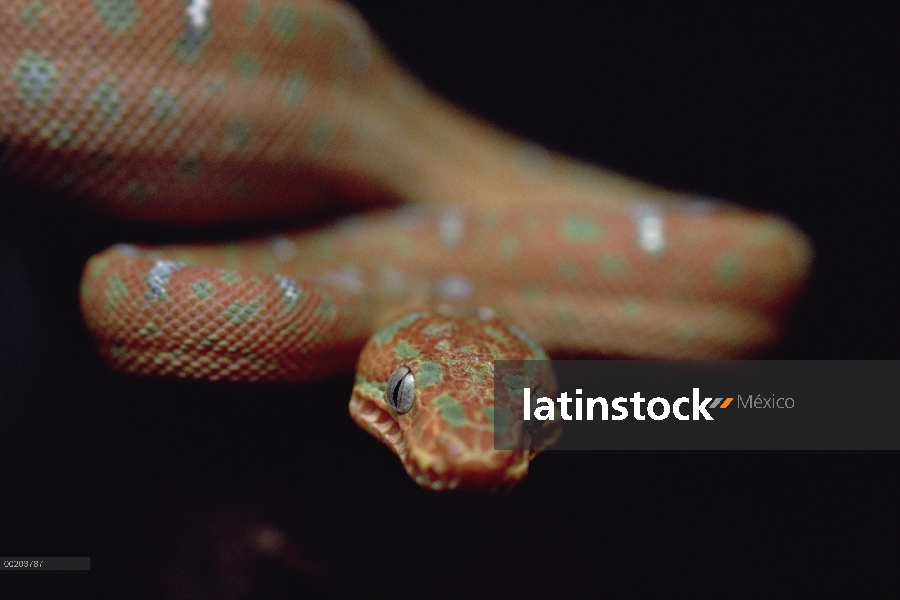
xmin=1 ymin=0 xmax=812 ymax=492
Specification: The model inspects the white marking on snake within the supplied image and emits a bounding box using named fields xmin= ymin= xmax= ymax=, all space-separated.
xmin=436 ymin=275 xmax=473 ymax=300
xmin=635 ymin=204 xmax=666 ymax=255
xmin=270 ymin=237 xmax=297 ymax=261
xmin=379 ymin=266 xmax=407 ymax=294
xmin=317 ymin=266 xmax=365 ymax=295
xmin=478 ymin=306 xmax=496 ymax=320
xmin=273 ymin=274 xmax=303 ymax=307
xmin=113 ymin=244 xmax=141 ymax=257
xmin=145 ymin=260 xmax=185 ymax=299
xmin=438 ymin=208 xmax=465 ymax=247
xmin=186 ymin=0 xmax=211 ymax=29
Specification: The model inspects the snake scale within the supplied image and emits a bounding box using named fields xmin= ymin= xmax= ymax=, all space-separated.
xmin=0 ymin=0 xmax=812 ymax=492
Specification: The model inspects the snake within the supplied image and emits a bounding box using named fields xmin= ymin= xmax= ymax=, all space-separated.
xmin=0 ymin=0 xmax=813 ymax=492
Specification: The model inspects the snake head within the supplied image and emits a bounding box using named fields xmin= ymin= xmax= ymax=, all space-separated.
xmin=349 ymin=312 xmax=559 ymax=493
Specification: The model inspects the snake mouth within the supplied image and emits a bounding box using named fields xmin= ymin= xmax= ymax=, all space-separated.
xmin=349 ymin=387 xmax=530 ymax=493
xmin=349 ymin=391 xmax=410 ymax=466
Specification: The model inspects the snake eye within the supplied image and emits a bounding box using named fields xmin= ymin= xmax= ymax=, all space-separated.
xmin=386 ymin=366 xmax=415 ymax=414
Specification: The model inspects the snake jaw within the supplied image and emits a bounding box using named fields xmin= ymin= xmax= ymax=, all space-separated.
xmin=348 ymin=385 xmax=411 ymax=467
xmin=349 ymin=382 xmax=531 ymax=493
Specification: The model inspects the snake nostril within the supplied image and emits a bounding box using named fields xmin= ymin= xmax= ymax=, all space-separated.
xmin=386 ymin=366 xmax=415 ymax=414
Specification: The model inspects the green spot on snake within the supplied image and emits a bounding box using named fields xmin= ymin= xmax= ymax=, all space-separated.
xmin=105 ymin=274 xmax=129 ymax=313
xmin=621 ymin=298 xmax=643 ymax=321
xmin=91 ymin=77 xmax=122 ymax=117
xmin=220 ymin=271 xmax=241 ymax=285
xmin=507 ymin=324 xmax=549 ymax=360
xmin=271 ymin=3 xmax=300 ymax=43
xmin=316 ymin=294 xmax=336 ymax=320
xmin=12 ymin=50 xmax=58 ymax=103
xmin=485 ymin=327 xmax=509 ymax=344
xmin=223 ymin=121 xmax=253 ymax=151
xmin=284 ymin=71 xmax=308 ymax=104
xmin=151 ymin=88 xmax=179 ymax=123
xmin=354 ymin=373 xmax=386 ymax=398
xmin=471 ymin=363 xmax=493 ymax=379
xmin=424 ymin=322 xmax=451 ymax=336
xmin=560 ymin=216 xmax=603 ymax=242
xmin=190 ymin=279 xmax=215 ymax=299
xmin=19 ymin=2 xmax=46 ymax=29
xmin=522 ymin=287 xmax=546 ymax=303
xmin=93 ymin=0 xmax=141 ymax=33
xmin=308 ymin=8 xmax=325 ymax=34
xmin=373 ymin=313 xmax=425 ymax=346
xmin=202 ymin=76 xmax=227 ymax=99
xmin=300 ymin=325 xmax=321 ymax=344
xmin=394 ymin=340 xmax=421 ymax=360
xmin=234 ymin=49 xmax=261 ymax=80
xmin=223 ymin=297 xmax=264 ymax=324
xmin=39 ymin=119 xmax=72 ymax=149
xmin=173 ymin=12 xmax=211 ymax=63
xmin=434 ymin=395 xmax=466 ymax=428
xmin=491 ymin=406 xmax=512 ymax=431
xmin=90 ymin=258 xmax=109 ymax=278
xmin=138 ymin=321 xmax=158 ymax=336
xmin=502 ymin=374 xmax=530 ymax=391
xmin=242 ymin=0 xmax=263 ymax=26
xmin=715 ymin=251 xmax=743 ymax=287
xmin=499 ymin=236 xmax=519 ymax=261
xmin=599 ymin=255 xmax=626 ymax=278
xmin=417 ymin=361 xmax=444 ymax=387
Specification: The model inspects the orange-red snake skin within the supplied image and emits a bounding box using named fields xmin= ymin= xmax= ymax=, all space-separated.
xmin=0 ymin=0 xmax=813 ymax=491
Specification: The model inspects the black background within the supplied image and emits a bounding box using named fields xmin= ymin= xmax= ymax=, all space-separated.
xmin=2 ymin=1 xmax=897 ymax=597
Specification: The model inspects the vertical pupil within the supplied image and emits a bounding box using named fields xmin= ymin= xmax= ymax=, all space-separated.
xmin=391 ymin=378 xmax=404 ymax=410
